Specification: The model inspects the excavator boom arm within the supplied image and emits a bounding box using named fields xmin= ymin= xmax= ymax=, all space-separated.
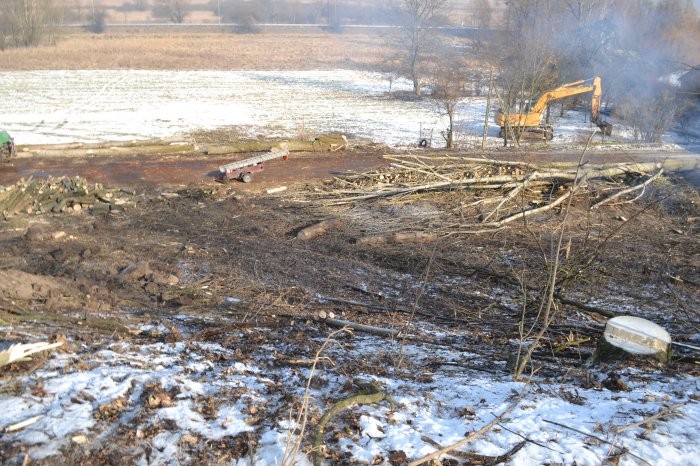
xmin=494 ymin=76 xmax=611 ymax=139
xmin=531 ymin=78 xmax=599 ymax=114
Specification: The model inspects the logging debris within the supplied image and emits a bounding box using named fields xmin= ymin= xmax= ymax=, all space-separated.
xmin=314 ymin=384 xmax=395 ymax=466
xmin=0 ymin=176 xmax=131 ymax=219
xmin=0 ymin=341 xmax=64 ymax=368
xmin=310 ymin=155 xmax=680 ymax=233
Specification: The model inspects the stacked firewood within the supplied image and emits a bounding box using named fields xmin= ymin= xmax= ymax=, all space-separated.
xmin=0 ymin=176 xmax=129 ymax=219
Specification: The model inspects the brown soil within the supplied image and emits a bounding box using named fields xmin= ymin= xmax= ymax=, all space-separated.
xmin=1 ymin=146 xmax=697 ymax=345
xmin=0 ymin=148 xmax=388 ymax=188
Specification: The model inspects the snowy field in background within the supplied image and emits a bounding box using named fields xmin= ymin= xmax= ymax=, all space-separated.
xmin=2 ymin=69 xmax=696 ymax=149
xmin=0 ymin=70 xmax=458 ymax=146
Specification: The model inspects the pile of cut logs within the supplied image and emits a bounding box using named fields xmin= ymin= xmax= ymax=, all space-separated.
xmin=0 ymin=176 xmax=128 ymax=219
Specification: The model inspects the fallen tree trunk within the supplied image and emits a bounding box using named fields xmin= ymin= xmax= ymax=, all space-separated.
xmin=16 ymin=134 xmax=349 ymax=158
xmin=15 ymin=136 xmax=190 ymax=153
xmin=297 ymin=218 xmax=344 ymax=241
xmin=323 ymin=317 xmax=401 ymax=337
xmin=356 ymin=231 xmax=438 ymax=245
xmin=205 ymin=135 xmax=348 ymax=155
xmin=17 ymin=143 xmax=198 ymax=158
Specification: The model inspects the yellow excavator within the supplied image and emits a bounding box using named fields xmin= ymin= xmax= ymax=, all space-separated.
xmin=494 ymin=76 xmax=612 ymax=141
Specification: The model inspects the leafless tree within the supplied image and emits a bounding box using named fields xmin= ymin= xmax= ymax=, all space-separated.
xmin=87 ymin=9 xmax=107 ymax=33
xmin=153 ymin=0 xmax=189 ymax=23
xmin=0 ymin=0 xmax=63 ymax=48
xmin=397 ymin=0 xmax=448 ymax=96
xmin=429 ymin=53 xmax=469 ymax=149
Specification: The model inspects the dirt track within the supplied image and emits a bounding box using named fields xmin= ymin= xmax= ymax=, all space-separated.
xmin=0 ymin=150 xmax=388 ymax=188
xmin=1 ymin=147 xmax=697 ymax=189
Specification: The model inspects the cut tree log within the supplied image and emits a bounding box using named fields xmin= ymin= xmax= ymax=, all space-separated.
xmin=323 ymin=317 xmax=401 ymax=337
xmin=391 ymin=231 xmax=438 ymax=244
xmin=17 ymin=134 xmax=349 ymax=158
xmin=356 ymin=231 xmax=438 ymax=245
xmin=205 ymin=134 xmax=348 ymax=155
xmin=297 ymin=218 xmax=344 ymax=241
xmin=19 ymin=143 xmax=197 ymax=158
xmin=0 ymin=176 xmax=128 ymax=219
xmin=591 ymin=316 xmax=672 ymax=364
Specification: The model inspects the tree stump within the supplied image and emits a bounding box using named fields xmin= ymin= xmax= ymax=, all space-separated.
xmin=592 ymin=316 xmax=671 ymax=364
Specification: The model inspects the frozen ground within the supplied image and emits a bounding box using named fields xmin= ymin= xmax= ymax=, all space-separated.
xmin=1 ymin=69 xmax=698 ymax=150
xmin=1 ymin=323 xmax=698 ymax=466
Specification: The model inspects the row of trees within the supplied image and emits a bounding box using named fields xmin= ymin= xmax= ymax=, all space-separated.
xmin=490 ymin=0 xmax=699 ymax=142
xmin=396 ymin=0 xmax=699 ymax=145
xmin=0 ymin=0 xmax=63 ymax=49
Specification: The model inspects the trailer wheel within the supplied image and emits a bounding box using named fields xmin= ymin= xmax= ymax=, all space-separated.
xmin=419 ymin=138 xmax=428 ymax=148
xmin=241 ymin=173 xmax=253 ymax=183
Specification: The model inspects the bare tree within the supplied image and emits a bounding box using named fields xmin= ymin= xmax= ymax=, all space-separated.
xmin=397 ymin=0 xmax=448 ymax=96
xmin=0 ymin=0 xmax=63 ymax=48
xmin=430 ymin=53 xmax=469 ymax=149
xmin=601 ymin=0 xmax=698 ymax=142
xmin=87 ymin=9 xmax=107 ymax=33
xmin=471 ymin=0 xmax=493 ymax=28
xmin=153 ymin=0 xmax=189 ymax=23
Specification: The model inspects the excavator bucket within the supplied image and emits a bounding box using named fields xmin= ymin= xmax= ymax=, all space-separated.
xmin=593 ymin=117 xmax=613 ymax=136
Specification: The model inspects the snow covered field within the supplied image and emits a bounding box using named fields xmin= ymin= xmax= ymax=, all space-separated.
xmin=5 ymin=69 xmax=692 ymax=149
xmin=1 ymin=70 xmax=466 ymax=146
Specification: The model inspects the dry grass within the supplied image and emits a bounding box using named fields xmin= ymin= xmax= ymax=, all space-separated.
xmin=0 ymin=28 xmax=392 ymax=71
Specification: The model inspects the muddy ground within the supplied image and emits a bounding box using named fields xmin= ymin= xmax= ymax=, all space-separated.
xmin=0 ymin=145 xmax=698 ymax=464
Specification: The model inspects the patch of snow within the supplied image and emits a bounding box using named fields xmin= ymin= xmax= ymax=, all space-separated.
xmin=0 ymin=333 xmax=698 ymax=465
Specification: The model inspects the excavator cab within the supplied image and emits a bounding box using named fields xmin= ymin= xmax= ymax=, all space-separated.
xmin=516 ymin=99 xmax=534 ymax=113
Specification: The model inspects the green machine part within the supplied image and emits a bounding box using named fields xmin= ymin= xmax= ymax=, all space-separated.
xmin=0 ymin=130 xmax=12 ymax=145
xmin=0 ymin=129 xmax=15 ymax=160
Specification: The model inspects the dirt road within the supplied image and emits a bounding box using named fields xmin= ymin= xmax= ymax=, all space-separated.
xmin=1 ymin=148 xmax=697 ymax=188
xmin=0 ymin=150 xmax=388 ymax=188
